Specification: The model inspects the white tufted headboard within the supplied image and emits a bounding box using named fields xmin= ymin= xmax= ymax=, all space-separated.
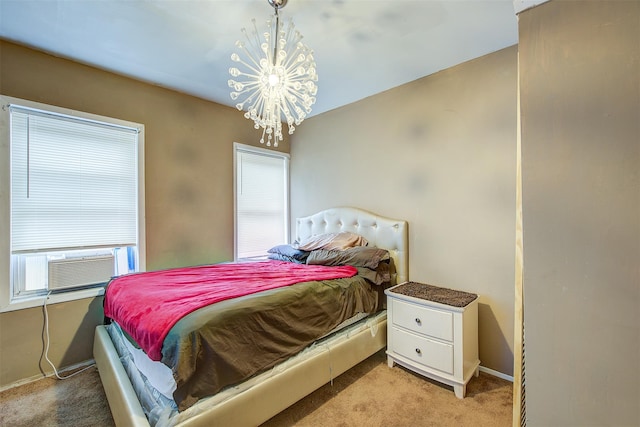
xmin=295 ymin=207 xmax=408 ymax=284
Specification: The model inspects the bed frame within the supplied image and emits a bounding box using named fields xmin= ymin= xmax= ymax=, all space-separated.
xmin=94 ymin=207 xmax=408 ymax=426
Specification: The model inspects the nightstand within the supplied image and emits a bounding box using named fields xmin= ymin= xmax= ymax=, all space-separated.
xmin=385 ymin=281 xmax=480 ymax=398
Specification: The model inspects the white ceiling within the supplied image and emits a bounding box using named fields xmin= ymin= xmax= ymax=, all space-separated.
xmin=0 ymin=0 xmax=520 ymax=117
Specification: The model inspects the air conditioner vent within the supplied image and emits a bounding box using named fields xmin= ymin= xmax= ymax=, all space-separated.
xmin=48 ymin=255 xmax=115 ymax=291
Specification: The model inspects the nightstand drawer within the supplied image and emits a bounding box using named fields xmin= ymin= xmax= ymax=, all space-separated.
xmin=390 ymin=327 xmax=454 ymax=375
xmin=391 ymin=298 xmax=453 ymax=341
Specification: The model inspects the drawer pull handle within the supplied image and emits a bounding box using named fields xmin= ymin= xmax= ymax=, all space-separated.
xmin=415 ymin=318 xmax=421 ymax=325
xmin=415 ymin=348 xmax=422 ymax=355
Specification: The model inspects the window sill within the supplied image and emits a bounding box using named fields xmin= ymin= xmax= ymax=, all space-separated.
xmin=0 ymin=286 xmax=106 ymax=313
xmin=234 ymin=256 xmax=269 ymax=263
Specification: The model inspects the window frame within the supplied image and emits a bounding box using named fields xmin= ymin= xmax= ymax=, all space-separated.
xmin=0 ymin=95 xmax=146 ymax=312
xmin=233 ymin=142 xmax=290 ymax=261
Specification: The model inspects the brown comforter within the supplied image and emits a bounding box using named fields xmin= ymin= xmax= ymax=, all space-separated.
xmin=158 ymin=275 xmax=378 ymax=411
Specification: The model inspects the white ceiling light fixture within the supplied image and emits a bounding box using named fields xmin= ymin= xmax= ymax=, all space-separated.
xmin=228 ymin=0 xmax=318 ymax=147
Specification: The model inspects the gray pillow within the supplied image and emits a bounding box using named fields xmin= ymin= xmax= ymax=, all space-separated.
xmin=306 ymin=246 xmax=390 ymax=270
xmin=267 ymin=244 xmax=309 ymax=262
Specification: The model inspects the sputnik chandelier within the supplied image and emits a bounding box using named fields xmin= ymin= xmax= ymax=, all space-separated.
xmin=228 ymin=0 xmax=318 ymax=147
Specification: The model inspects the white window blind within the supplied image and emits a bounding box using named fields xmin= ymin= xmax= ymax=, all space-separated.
xmin=235 ymin=145 xmax=288 ymax=259
xmin=10 ymin=106 xmax=139 ymax=253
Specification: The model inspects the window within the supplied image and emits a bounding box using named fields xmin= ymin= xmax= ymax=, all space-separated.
xmin=234 ymin=143 xmax=289 ymax=260
xmin=0 ymin=96 xmax=145 ymax=311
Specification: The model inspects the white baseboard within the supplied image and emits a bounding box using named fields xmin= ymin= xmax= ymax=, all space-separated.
xmin=479 ymin=365 xmax=514 ymax=382
xmin=0 ymin=358 xmax=95 ymax=392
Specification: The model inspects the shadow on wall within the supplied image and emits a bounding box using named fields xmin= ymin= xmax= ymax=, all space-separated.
xmin=478 ymin=302 xmax=514 ymax=377
xmin=39 ymin=296 xmax=105 ymax=375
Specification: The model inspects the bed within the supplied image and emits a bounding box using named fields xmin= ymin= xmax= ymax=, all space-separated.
xmin=94 ymin=207 xmax=408 ymax=427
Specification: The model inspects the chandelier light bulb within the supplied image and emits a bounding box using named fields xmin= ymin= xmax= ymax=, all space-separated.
xmin=229 ymin=0 xmax=317 ymax=147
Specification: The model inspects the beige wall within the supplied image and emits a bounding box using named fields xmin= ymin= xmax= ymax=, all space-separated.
xmin=0 ymin=40 xmax=288 ymax=387
xmin=0 ymin=298 xmax=104 ymax=387
xmin=519 ymin=1 xmax=639 ymax=425
xmin=291 ymin=46 xmax=518 ymax=376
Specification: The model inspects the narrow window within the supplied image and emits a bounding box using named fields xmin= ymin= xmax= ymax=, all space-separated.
xmin=234 ymin=143 xmax=289 ymax=260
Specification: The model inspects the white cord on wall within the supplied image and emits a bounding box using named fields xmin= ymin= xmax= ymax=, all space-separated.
xmin=43 ymin=291 xmax=94 ymax=380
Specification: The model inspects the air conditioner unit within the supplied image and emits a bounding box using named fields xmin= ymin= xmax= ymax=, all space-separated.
xmin=48 ymin=255 xmax=115 ymax=291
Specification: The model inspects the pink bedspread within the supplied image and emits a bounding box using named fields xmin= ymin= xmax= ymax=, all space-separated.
xmin=104 ymin=260 xmax=357 ymax=361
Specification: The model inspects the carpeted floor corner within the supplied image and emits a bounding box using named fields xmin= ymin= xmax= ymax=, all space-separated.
xmin=263 ymin=350 xmax=513 ymax=427
xmin=0 ymin=350 xmax=512 ymax=426
xmin=0 ymin=366 xmax=115 ymax=427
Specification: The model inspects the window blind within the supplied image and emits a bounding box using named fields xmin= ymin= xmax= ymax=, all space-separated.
xmin=236 ymin=148 xmax=287 ymax=259
xmin=10 ymin=106 xmax=139 ymax=253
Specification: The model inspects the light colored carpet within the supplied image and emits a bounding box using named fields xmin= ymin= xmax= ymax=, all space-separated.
xmin=0 ymin=351 xmax=512 ymax=426
xmin=0 ymin=365 xmax=114 ymax=427
xmin=263 ymin=350 xmax=513 ymax=426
